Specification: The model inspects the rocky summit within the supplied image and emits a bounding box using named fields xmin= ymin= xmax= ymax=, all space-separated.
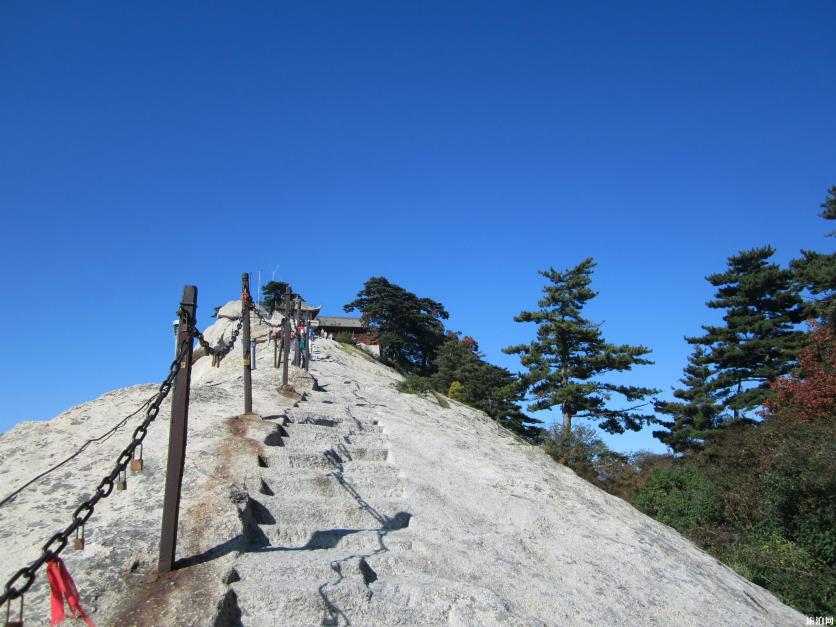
xmin=0 ymin=305 xmax=804 ymax=626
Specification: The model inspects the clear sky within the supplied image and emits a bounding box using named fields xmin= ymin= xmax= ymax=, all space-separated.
xmin=1 ymin=2 xmax=834 ymax=453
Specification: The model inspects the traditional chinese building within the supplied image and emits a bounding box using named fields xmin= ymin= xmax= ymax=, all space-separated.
xmin=314 ymin=316 xmax=378 ymax=344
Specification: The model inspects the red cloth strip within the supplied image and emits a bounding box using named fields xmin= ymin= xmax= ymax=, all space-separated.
xmin=46 ymin=557 xmax=95 ymax=627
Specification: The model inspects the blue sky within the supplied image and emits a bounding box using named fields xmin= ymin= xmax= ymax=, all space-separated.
xmin=1 ymin=2 xmax=833 ymax=453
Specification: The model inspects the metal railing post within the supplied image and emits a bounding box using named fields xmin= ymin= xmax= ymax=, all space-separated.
xmin=304 ymin=314 xmax=311 ymax=371
xmin=293 ymin=297 xmax=302 ymax=367
xmin=242 ymin=273 xmax=253 ymax=415
xmin=282 ymin=292 xmax=291 ymax=386
xmin=158 ymin=285 xmax=197 ymax=573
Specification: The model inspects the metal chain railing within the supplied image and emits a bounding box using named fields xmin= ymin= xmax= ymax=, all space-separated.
xmin=193 ymin=316 xmax=243 ymax=363
xmin=0 ymin=313 xmax=194 ymax=609
xmin=1 ymin=282 xmax=288 ymax=616
xmin=0 ymin=397 xmax=154 ymax=509
xmin=250 ymin=302 xmax=283 ymax=328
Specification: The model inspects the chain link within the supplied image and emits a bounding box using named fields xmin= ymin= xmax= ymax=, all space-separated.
xmin=0 ymin=313 xmax=193 ymax=608
xmin=193 ymin=315 xmax=243 ymax=363
xmin=250 ymin=301 xmax=284 ymax=328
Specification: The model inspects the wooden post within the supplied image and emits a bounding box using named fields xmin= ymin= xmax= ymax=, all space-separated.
xmin=158 ymin=285 xmax=196 ymax=573
xmin=304 ymin=313 xmax=311 ymax=371
xmin=281 ymin=292 xmax=291 ymax=386
xmin=293 ymin=298 xmax=302 ymax=367
xmin=242 ymin=273 xmax=253 ymax=415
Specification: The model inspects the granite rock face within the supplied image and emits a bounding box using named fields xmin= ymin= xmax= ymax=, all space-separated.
xmin=0 ymin=315 xmax=804 ymax=626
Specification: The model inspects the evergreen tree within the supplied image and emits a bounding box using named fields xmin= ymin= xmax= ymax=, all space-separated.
xmin=504 ymin=258 xmax=658 ymax=438
xmin=433 ymin=334 xmax=542 ymax=440
xmin=344 ymin=277 xmax=448 ymax=375
xmin=687 ymin=246 xmax=806 ymax=418
xmin=821 ymin=185 xmax=836 ymax=223
xmin=793 ymin=249 xmax=836 ymax=324
xmin=476 ymin=362 xmax=543 ymax=440
xmin=262 ymin=281 xmax=293 ymax=314
xmin=653 ymin=346 xmax=724 ymax=453
xmin=790 ymin=187 xmax=836 ymax=326
xmin=432 ymin=333 xmax=483 ymax=392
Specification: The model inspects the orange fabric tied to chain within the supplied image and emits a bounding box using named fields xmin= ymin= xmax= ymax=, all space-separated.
xmin=46 ymin=558 xmax=95 ymax=627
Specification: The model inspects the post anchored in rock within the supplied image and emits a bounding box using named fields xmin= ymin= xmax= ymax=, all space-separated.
xmin=241 ymin=273 xmax=253 ymax=416
xmin=159 ymin=285 xmax=196 ymax=574
xmin=293 ymin=297 xmax=302 ymax=368
xmin=304 ymin=312 xmax=311 ymax=372
xmin=281 ymin=291 xmax=291 ymax=387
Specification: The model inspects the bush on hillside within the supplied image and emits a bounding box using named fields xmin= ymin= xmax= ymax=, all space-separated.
xmin=335 ymin=332 xmax=357 ymax=345
xmin=447 ymin=380 xmax=463 ymax=400
xmin=629 ymin=406 xmax=836 ymax=615
xmin=632 ymin=465 xmax=723 ymax=540
xmin=396 ymin=375 xmax=434 ymax=394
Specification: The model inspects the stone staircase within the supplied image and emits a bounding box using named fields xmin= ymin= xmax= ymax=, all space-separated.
xmin=214 ymin=341 xmax=557 ymax=626
xmin=224 ymin=383 xmax=416 ymax=625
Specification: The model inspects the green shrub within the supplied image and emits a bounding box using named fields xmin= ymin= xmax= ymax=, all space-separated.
xmin=396 ymin=375 xmax=433 ymax=394
xmin=335 ymin=332 xmax=357 ymax=345
xmin=447 ymin=380 xmax=463 ymax=399
xmin=632 ymin=465 xmax=722 ymax=538
xmin=721 ymin=525 xmax=836 ymax=616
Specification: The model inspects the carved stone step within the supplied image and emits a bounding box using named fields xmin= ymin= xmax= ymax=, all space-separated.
xmin=258 ymin=471 xmax=405 ymax=500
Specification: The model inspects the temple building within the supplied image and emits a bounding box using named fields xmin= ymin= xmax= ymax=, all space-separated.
xmin=314 ymin=316 xmax=377 ymax=344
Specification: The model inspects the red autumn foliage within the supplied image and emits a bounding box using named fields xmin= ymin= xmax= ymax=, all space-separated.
xmin=764 ymin=323 xmax=836 ymax=421
xmin=460 ymin=336 xmax=479 ymax=352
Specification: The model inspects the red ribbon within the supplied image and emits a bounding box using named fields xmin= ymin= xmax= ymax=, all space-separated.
xmin=46 ymin=557 xmax=95 ymax=627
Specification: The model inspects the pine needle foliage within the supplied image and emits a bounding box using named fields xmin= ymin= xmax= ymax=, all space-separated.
xmin=261 ymin=281 xmax=293 ymax=314
xmin=687 ymin=246 xmax=806 ymax=419
xmin=653 ymin=346 xmax=724 ymax=453
xmin=790 ymin=187 xmax=836 ymax=325
xmin=504 ymin=258 xmax=658 ymax=436
xmin=344 ymin=276 xmax=448 ymax=375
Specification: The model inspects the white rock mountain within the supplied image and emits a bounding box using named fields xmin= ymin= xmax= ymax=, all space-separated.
xmin=0 ymin=304 xmax=804 ymax=626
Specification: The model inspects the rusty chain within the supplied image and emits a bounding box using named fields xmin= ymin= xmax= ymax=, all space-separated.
xmin=0 ymin=311 xmax=194 ymax=608
xmin=250 ymin=301 xmax=284 ymax=329
xmin=193 ymin=315 xmax=243 ymax=362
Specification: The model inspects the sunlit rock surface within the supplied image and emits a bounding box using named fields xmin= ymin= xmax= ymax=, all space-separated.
xmin=0 ymin=312 xmax=803 ymax=626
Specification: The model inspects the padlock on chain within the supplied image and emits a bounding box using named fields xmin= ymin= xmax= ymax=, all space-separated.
xmin=4 ymin=596 xmax=24 ymax=627
xmin=130 ymin=445 xmax=143 ymax=473
xmin=116 ymin=469 xmax=127 ymax=491
xmin=73 ymin=524 xmax=85 ymax=551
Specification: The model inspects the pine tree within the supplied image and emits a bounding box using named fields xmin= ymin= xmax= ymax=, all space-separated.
xmin=475 ymin=361 xmax=543 ymax=440
xmin=653 ymin=346 xmax=724 ymax=453
xmin=433 ymin=334 xmax=543 ymax=440
xmin=687 ymin=246 xmax=806 ymax=418
xmin=790 ymin=187 xmax=836 ymax=326
xmin=431 ymin=334 xmax=482 ymax=393
xmin=504 ymin=258 xmax=658 ymax=438
xmin=821 ymin=185 xmax=836 ymax=223
xmin=261 ymin=281 xmax=292 ymax=314
xmin=344 ymin=277 xmax=448 ymax=375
